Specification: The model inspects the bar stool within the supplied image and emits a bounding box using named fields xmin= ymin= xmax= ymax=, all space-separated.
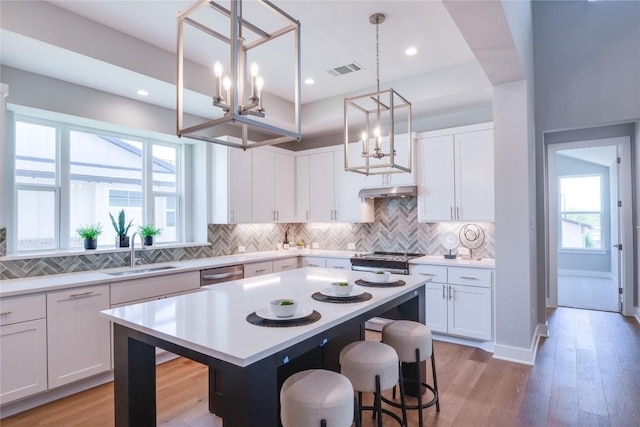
xmin=382 ymin=320 xmax=440 ymax=427
xmin=339 ymin=341 xmax=405 ymax=427
xmin=280 ymin=369 xmax=359 ymax=427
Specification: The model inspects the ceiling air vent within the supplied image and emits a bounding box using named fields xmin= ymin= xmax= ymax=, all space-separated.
xmin=327 ymin=62 xmax=363 ymax=77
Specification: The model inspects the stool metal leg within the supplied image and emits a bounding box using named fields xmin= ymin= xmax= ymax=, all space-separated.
xmin=354 ymin=395 xmax=362 ymax=427
xmin=320 ymin=420 xmax=327 ymax=427
xmin=375 ymin=375 xmax=383 ymax=427
xmin=415 ymin=349 xmax=424 ymax=427
xmin=398 ymin=363 xmax=408 ymax=427
xmin=431 ymin=345 xmax=440 ymax=412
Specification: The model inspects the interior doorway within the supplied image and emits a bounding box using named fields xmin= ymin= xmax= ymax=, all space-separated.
xmin=547 ymin=137 xmax=633 ymax=314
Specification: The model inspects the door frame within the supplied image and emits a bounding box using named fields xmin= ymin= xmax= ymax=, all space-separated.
xmin=546 ymin=136 xmax=634 ymax=314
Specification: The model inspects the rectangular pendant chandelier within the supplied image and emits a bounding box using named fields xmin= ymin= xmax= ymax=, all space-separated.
xmin=176 ymin=0 xmax=301 ymax=149
xmin=344 ymin=87 xmax=412 ymax=175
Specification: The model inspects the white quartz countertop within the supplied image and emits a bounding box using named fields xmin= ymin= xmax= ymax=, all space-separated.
xmin=0 ymin=249 xmax=494 ymax=298
xmin=101 ymin=267 xmax=428 ymax=367
xmin=0 ymin=249 xmax=356 ymax=298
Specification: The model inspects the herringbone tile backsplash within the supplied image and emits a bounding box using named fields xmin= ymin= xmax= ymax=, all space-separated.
xmin=1 ymin=198 xmax=495 ymax=279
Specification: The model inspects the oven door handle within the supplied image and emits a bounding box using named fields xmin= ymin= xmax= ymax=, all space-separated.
xmin=351 ymin=265 xmax=408 ymax=275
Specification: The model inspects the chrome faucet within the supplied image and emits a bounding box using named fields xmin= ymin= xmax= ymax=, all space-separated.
xmin=130 ymin=232 xmax=145 ymax=268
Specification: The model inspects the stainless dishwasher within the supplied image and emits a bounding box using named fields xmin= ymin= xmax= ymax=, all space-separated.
xmin=200 ymin=264 xmax=244 ymax=286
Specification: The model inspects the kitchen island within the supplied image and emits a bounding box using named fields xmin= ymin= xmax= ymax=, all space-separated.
xmin=101 ymin=267 xmax=428 ymax=427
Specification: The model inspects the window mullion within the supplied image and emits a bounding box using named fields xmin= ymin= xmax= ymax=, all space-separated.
xmin=59 ymin=125 xmax=70 ymax=249
xmin=144 ymin=141 xmax=153 ymax=226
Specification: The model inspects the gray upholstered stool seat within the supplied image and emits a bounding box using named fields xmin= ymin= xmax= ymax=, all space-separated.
xmin=280 ymin=369 xmax=355 ymax=427
xmin=382 ymin=320 xmax=440 ymax=427
xmin=339 ymin=341 xmax=404 ymax=426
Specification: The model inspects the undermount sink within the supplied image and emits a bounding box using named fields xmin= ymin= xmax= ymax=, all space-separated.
xmin=106 ymin=266 xmax=178 ymax=276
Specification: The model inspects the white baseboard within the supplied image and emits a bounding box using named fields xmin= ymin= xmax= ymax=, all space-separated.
xmin=492 ymin=324 xmax=545 ymax=366
xmin=635 ymin=307 xmax=640 ymax=325
xmin=431 ymin=333 xmax=494 ymax=353
xmin=557 ymin=269 xmax=614 ymax=280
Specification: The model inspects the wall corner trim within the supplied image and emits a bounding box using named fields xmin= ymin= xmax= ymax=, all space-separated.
xmin=492 ymin=325 xmax=545 ymax=366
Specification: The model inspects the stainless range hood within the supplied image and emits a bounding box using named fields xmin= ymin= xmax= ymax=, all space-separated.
xmin=358 ymin=185 xmax=417 ymax=199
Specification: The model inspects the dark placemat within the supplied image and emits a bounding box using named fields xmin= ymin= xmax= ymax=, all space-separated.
xmin=355 ymin=279 xmax=406 ymax=288
xmin=246 ymin=310 xmax=321 ymax=327
xmin=312 ymin=292 xmax=372 ymax=304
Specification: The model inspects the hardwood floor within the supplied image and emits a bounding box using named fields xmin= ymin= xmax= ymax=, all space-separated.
xmin=2 ymin=307 xmax=639 ymax=426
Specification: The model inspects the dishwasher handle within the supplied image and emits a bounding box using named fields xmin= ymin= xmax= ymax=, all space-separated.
xmin=200 ymin=265 xmax=244 ymax=285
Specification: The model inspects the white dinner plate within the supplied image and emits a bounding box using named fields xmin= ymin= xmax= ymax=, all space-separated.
xmin=320 ymin=288 xmax=365 ymax=298
xmin=255 ymin=306 xmax=313 ymax=321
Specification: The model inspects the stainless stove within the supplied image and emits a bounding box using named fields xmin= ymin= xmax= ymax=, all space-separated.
xmin=350 ymin=251 xmax=425 ymax=275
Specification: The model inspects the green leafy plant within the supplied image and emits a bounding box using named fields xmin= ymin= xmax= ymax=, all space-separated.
xmin=109 ymin=210 xmax=133 ymax=237
xmin=139 ymin=224 xmax=162 ymax=238
xmin=280 ymin=300 xmax=295 ymax=306
xmin=76 ymin=223 xmax=103 ymax=240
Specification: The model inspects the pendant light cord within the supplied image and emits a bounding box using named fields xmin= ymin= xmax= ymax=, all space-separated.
xmin=375 ymin=18 xmax=380 ymax=94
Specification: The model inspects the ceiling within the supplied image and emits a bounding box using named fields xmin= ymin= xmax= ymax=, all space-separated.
xmin=0 ymin=0 xmax=493 ymax=137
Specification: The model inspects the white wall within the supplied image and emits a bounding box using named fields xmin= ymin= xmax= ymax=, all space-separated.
xmin=533 ymin=0 xmax=640 ymax=321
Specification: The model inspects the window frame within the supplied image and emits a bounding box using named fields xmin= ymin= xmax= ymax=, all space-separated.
xmin=9 ymin=113 xmax=184 ymax=254
xmin=557 ymin=173 xmax=604 ymax=252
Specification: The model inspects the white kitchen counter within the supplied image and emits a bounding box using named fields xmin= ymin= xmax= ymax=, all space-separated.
xmin=101 ymin=267 xmax=427 ymax=367
xmin=0 ymin=249 xmax=356 ymax=298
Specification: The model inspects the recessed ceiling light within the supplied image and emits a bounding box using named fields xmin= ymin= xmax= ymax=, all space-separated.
xmin=405 ymin=46 xmax=418 ymax=56
xmin=137 ymin=89 xmax=149 ymax=96
xmin=304 ymin=78 xmax=315 ymax=85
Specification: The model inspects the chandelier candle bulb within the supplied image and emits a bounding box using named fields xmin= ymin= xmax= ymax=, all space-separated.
xmin=256 ymin=76 xmax=264 ymax=112
xmin=250 ymin=62 xmax=259 ymax=99
xmin=223 ymin=77 xmax=231 ymax=105
xmin=213 ymin=62 xmax=223 ymax=101
xmin=361 ymin=131 xmax=368 ymax=155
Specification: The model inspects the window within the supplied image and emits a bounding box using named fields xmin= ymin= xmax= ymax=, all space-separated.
xmin=559 ymin=175 xmax=602 ymax=250
xmin=12 ymin=116 xmax=183 ymax=252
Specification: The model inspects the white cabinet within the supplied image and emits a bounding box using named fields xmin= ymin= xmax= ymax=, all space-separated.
xmin=335 ymin=146 xmax=374 ymax=223
xmin=300 ymin=257 xmax=351 ymax=270
xmin=47 ymin=285 xmax=111 ymax=388
xmin=301 ymin=148 xmax=373 ymax=223
xmin=211 ymin=144 xmax=252 ymax=224
xmin=0 ymin=295 xmax=47 ymax=404
xmin=309 ymin=152 xmax=335 ymax=222
xmin=252 ymin=149 xmax=295 ymax=223
xmin=411 ymin=264 xmax=492 ymax=341
xmin=273 ymin=258 xmax=298 ymax=273
xmin=110 ymin=271 xmax=200 ymax=306
xmin=362 ymin=133 xmax=416 ymax=187
xmin=295 ymin=156 xmax=311 ymax=222
xmin=300 ymin=257 xmax=326 ymax=268
xmin=418 ymin=124 xmax=494 ymax=222
xmin=244 ymin=260 xmax=274 ymax=278
xmin=325 ymin=258 xmax=352 ymax=270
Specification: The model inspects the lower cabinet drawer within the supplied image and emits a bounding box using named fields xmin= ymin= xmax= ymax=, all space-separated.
xmin=0 ymin=294 xmax=46 ymax=326
xmin=448 ymin=267 xmax=492 ymax=288
xmin=244 ymin=261 xmax=274 ymax=278
xmin=410 ymin=264 xmax=447 ymax=283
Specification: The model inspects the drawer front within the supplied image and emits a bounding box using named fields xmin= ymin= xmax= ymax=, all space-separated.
xmin=410 ymin=265 xmax=447 ymax=283
xmin=272 ymin=258 xmax=298 ymax=272
xmin=300 ymin=257 xmax=326 ymax=268
xmin=110 ymin=271 xmax=200 ymax=305
xmin=0 ymin=294 xmax=46 ymax=326
xmin=325 ymin=258 xmax=351 ymax=270
xmin=448 ymin=267 xmax=492 ymax=288
xmin=244 ymin=261 xmax=274 ymax=278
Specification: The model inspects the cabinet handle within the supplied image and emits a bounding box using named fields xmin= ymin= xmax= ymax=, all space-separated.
xmin=70 ymin=291 xmax=94 ymax=298
xmin=332 ymin=266 xmax=344 ymax=269
xmin=442 ymin=285 xmax=446 ymax=300
xmin=272 ymin=210 xmax=276 ymax=221
xmin=459 ymin=276 xmax=478 ymax=280
xmin=282 ymin=265 xmax=291 ymax=268
xmin=0 ymin=311 xmax=13 ymax=316
xmin=420 ymin=273 xmax=436 ymax=276
xmin=308 ymin=264 xmax=319 ymax=267
xmin=277 ymin=210 xmax=280 ymax=221
xmin=450 ymin=207 xmax=454 ymax=220
xmin=448 ymin=286 xmax=453 ymax=300
xmin=334 ymin=210 xmax=338 ymax=220
xmin=456 ymin=206 xmax=460 ymax=220
xmin=255 ymin=269 xmax=266 ymax=273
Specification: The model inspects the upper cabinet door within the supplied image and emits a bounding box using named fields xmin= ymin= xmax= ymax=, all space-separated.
xmin=295 ymin=155 xmax=310 ymax=222
xmin=309 ymin=152 xmax=335 ymax=222
xmin=419 ymin=134 xmax=456 ymax=221
xmin=274 ymin=152 xmax=295 ymax=223
xmin=361 ymin=133 xmax=416 ymax=187
xmin=228 ymin=148 xmax=253 ymax=223
xmin=334 ymin=146 xmax=373 ymax=223
xmin=251 ymin=149 xmax=275 ymax=223
xmin=455 ymin=129 xmax=494 ymax=222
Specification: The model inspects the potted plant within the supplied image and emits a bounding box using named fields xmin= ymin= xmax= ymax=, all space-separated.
xmin=139 ymin=224 xmax=162 ymax=246
xmin=76 ymin=223 xmax=102 ymax=250
xmin=109 ymin=210 xmax=133 ymax=248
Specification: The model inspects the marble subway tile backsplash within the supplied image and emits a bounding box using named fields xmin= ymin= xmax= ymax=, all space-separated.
xmin=1 ymin=198 xmax=494 ymax=280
